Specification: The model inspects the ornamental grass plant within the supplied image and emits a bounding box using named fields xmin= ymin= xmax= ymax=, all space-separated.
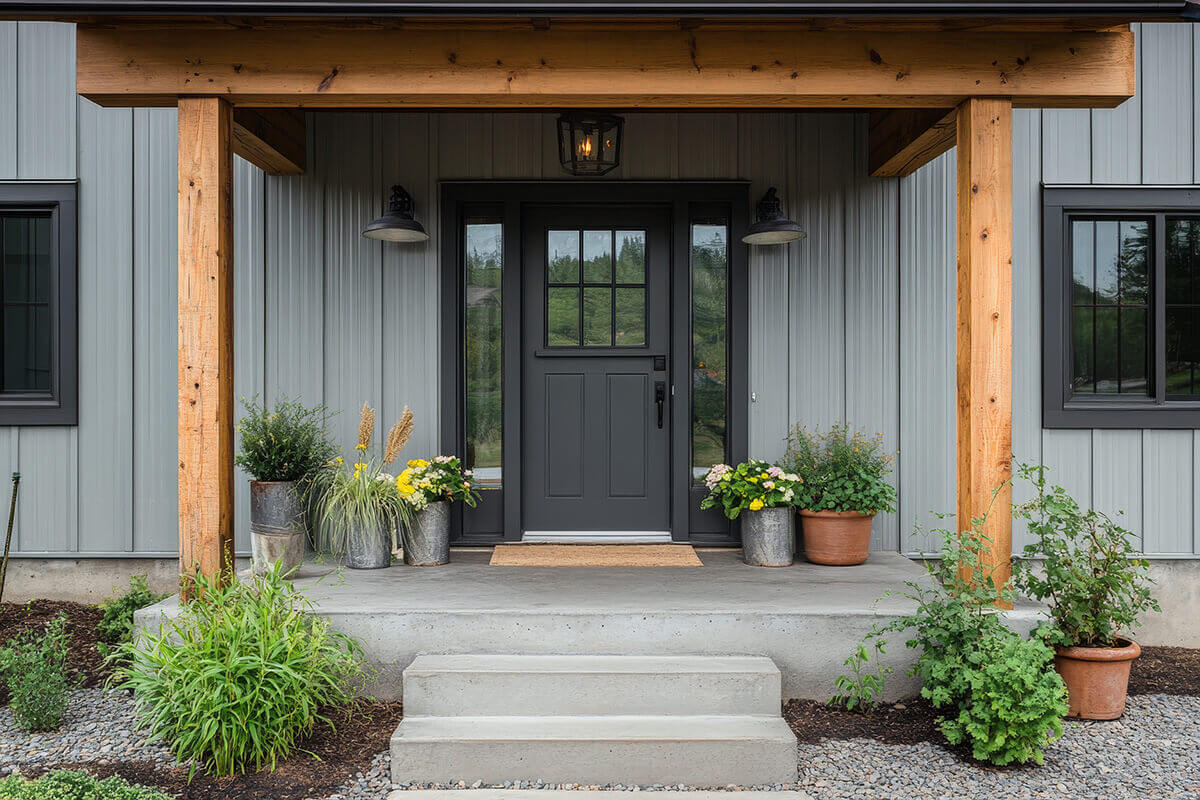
xmin=110 ymin=564 xmax=368 ymax=776
xmin=781 ymin=423 xmax=897 ymax=514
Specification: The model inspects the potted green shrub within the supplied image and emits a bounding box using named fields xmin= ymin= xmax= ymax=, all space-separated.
xmin=316 ymin=403 xmax=413 ymax=569
xmin=700 ymin=460 xmax=801 ymax=567
xmin=395 ymin=455 xmax=479 ymax=566
xmin=1012 ymin=463 xmax=1160 ymax=720
xmin=235 ymin=397 xmax=336 ymax=575
xmin=781 ymin=423 xmax=897 ymax=566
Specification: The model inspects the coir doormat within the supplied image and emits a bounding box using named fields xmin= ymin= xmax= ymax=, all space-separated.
xmin=489 ymin=543 xmax=703 ymax=567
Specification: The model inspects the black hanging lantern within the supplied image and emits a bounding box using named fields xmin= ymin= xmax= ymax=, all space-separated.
xmin=363 ymin=184 xmax=429 ymax=243
xmin=742 ymin=187 xmax=806 ymax=246
xmin=557 ymin=112 xmax=623 ymax=176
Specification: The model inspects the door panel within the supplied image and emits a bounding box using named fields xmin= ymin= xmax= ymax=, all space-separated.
xmin=522 ymin=205 xmax=672 ymax=535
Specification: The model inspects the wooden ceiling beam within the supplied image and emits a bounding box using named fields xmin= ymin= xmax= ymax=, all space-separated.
xmin=76 ymin=25 xmax=1135 ymax=109
xmin=232 ymin=108 xmax=305 ymax=174
xmin=868 ymin=107 xmax=957 ymax=177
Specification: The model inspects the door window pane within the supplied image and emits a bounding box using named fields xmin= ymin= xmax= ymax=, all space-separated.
xmin=582 ymin=287 xmax=611 ymax=346
xmin=583 ymin=230 xmax=612 ymax=283
xmin=1070 ymin=218 xmax=1151 ymax=395
xmin=547 ymin=230 xmax=580 ymax=284
xmin=615 ymin=287 xmax=645 ymax=346
xmin=691 ymin=223 xmax=727 ymax=478
xmin=464 ymin=220 xmax=503 ymax=487
xmin=547 ymin=287 xmax=580 ymax=346
xmin=1166 ymin=218 xmax=1200 ymax=398
xmin=615 ymin=230 xmax=645 ymax=283
xmin=1 ymin=214 xmax=53 ymax=393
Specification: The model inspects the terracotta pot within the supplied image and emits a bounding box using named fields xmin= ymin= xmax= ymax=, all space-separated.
xmin=798 ymin=510 xmax=873 ymax=566
xmin=1055 ymin=638 xmax=1140 ymax=720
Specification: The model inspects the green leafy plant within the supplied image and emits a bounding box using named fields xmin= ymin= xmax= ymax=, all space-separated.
xmin=781 ymin=423 xmax=897 ymax=514
xmin=234 ymin=396 xmax=337 ymax=483
xmin=0 ymin=770 xmax=176 ymax=800
xmin=395 ymin=456 xmax=480 ymax=511
xmin=110 ymin=564 xmax=369 ymax=776
xmin=1011 ymin=463 xmax=1160 ymax=649
xmin=832 ymin=502 xmax=1067 ymax=765
xmin=699 ymin=460 xmax=801 ymax=519
xmin=0 ymin=614 xmax=77 ymax=732
xmin=96 ymin=575 xmax=169 ymax=660
xmin=939 ymin=633 xmax=1067 ymax=765
xmin=313 ymin=403 xmax=413 ymax=556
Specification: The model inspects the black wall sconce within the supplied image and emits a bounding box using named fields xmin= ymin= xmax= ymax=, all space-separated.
xmin=742 ymin=187 xmax=806 ymax=246
xmin=557 ymin=112 xmax=623 ymax=176
xmin=363 ymin=184 xmax=429 ymax=243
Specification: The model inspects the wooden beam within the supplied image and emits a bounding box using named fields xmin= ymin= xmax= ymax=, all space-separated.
xmin=232 ymin=109 xmax=306 ymax=175
xmin=955 ymin=97 xmax=1013 ymax=605
xmin=178 ymin=96 xmax=235 ymax=599
xmin=868 ymin=108 xmax=957 ymax=177
xmin=76 ymin=26 xmax=1135 ymax=109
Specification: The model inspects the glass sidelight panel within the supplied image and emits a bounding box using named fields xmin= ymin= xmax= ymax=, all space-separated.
xmin=691 ymin=222 xmax=728 ymax=478
xmin=1166 ymin=218 xmax=1200 ymax=398
xmin=464 ymin=220 xmax=504 ymax=487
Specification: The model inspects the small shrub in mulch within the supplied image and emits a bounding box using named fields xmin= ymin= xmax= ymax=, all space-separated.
xmin=0 ymin=600 xmax=105 ymax=704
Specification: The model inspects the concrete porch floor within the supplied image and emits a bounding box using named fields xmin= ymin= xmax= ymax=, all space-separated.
xmin=138 ymin=549 xmax=1043 ymax=702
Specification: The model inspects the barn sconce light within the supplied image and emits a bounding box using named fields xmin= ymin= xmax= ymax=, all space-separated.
xmin=363 ymin=184 xmax=429 ymax=243
xmin=557 ymin=112 xmax=623 ymax=176
xmin=742 ymin=187 xmax=806 ymax=246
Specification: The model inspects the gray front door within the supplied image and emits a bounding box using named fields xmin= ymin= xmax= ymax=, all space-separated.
xmin=521 ymin=205 xmax=672 ymax=538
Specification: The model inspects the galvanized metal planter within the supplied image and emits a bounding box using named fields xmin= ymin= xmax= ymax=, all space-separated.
xmin=249 ymin=481 xmax=307 ymax=576
xmin=406 ymin=501 xmax=450 ymax=566
xmin=740 ymin=507 xmax=794 ymax=567
xmin=343 ymin=521 xmax=392 ymax=569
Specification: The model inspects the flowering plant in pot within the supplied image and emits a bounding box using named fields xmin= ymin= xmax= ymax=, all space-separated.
xmin=1011 ymin=463 xmax=1160 ymax=720
xmin=234 ymin=397 xmax=337 ymax=576
xmin=314 ymin=403 xmax=414 ymax=569
xmin=396 ymin=455 xmax=479 ymax=566
xmin=781 ymin=423 xmax=897 ymax=566
xmin=700 ymin=460 xmax=801 ymax=566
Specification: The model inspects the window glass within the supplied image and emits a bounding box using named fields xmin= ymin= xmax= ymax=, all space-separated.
xmin=1 ymin=214 xmax=53 ymax=393
xmin=464 ymin=220 xmax=503 ymax=487
xmin=545 ymin=228 xmax=646 ymax=348
xmin=691 ymin=223 xmax=728 ymax=479
xmin=1166 ymin=218 xmax=1200 ymax=398
xmin=1069 ymin=218 xmax=1151 ymax=395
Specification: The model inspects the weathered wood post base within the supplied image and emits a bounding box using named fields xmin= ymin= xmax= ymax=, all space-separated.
xmin=177 ymin=96 xmax=235 ymax=600
xmin=955 ymin=97 xmax=1014 ymax=606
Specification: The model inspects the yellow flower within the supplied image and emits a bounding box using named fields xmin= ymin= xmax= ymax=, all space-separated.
xmin=760 ymin=472 xmax=770 ymax=480
xmin=746 ymin=476 xmax=758 ymax=483
xmin=335 ymin=456 xmax=344 ymax=466
xmin=356 ymin=443 xmax=368 ymax=451
xmin=749 ymin=498 xmax=764 ymax=511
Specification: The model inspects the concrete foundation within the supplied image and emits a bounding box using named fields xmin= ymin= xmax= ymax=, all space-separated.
xmin=1 ymin=557 xmax=250 ymax=603
xmin=135 ymin=549 xmax=1044 ymax=702
xmin=1139 ymin=560 xmax=1200 ymax=648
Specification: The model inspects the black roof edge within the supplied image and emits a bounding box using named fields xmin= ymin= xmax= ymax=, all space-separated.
xmin=0 ymin=0 xmax=1196 ymax=18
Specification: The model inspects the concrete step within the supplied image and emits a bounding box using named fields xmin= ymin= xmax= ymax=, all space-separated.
xmin=402 ymin=654 xmax=782 ymax=717
xmin=388 ymin=791 xmax=815 ymax=799
xmin=390 ymin=715 xmax=799 ymax=786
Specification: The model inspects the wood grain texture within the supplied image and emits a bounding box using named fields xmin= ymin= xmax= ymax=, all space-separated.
xmin=232 ymin=108 xmax=305 ymax=175
xmin=868 ymin=108 xmax=957 ymax=177
xmin=177 ymin=96 xmax=235 ymax=598
xmin=955 ymin=97 xmax=1014 ymax=603
xmin=75 ymin=26 xmax=1135 ymax=109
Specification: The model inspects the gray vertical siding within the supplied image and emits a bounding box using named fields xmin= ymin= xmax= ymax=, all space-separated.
xmin=1 ymin=21 xmax=1196 ymax=557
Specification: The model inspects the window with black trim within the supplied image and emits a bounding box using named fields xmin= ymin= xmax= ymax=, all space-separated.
xmin=0 ymin=183 xmax=76 ymax=426
xmin=1043 ymin=186 xmax=1200 ymax=429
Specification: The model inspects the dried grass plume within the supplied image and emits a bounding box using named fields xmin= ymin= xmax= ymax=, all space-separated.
xmin=357 ymin=402 xmax=376 ymax=449
xmin=384 ymin=406 xmax=415 ymax=465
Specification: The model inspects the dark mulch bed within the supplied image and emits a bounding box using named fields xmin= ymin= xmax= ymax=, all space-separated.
xmin=0 ymin=600 xmax=107 ymax=703
xmin=28 ymin=699 xmax=404 ymax=800
xmin=1128 ymin=646 xmax=1200 ymax=696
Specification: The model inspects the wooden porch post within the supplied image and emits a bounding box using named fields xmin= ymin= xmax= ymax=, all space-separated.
xmin=955 ymin=97 xmax=1014 ymax=603
xmin=177 ymin=96 xmax=235 ymax=599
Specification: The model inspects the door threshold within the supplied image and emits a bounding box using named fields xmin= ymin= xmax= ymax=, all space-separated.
xmin=522 ymin=531 xmax=673 ymax=544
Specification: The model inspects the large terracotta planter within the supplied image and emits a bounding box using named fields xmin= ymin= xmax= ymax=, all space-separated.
xmin=1055 ymin=638 xmax=1140 ymax=720
xmin=798 ymin=510 xmax=873 ymax=566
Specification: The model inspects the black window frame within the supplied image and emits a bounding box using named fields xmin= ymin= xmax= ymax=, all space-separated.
xmin=1043 ymin=185 xmax=1200 ymax=429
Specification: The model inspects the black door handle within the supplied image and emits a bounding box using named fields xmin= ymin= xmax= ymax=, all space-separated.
xmin=655 ymin=381 xmax=666 ymax=429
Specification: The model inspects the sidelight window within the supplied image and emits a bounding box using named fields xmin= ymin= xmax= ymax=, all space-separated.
xmin=691 ymin=222 xmax=728 ymax=478
xmin=545 ymin=229 xmax=647 ymax=348
xmin=464 ymin=219 xmax=503 ymax=487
